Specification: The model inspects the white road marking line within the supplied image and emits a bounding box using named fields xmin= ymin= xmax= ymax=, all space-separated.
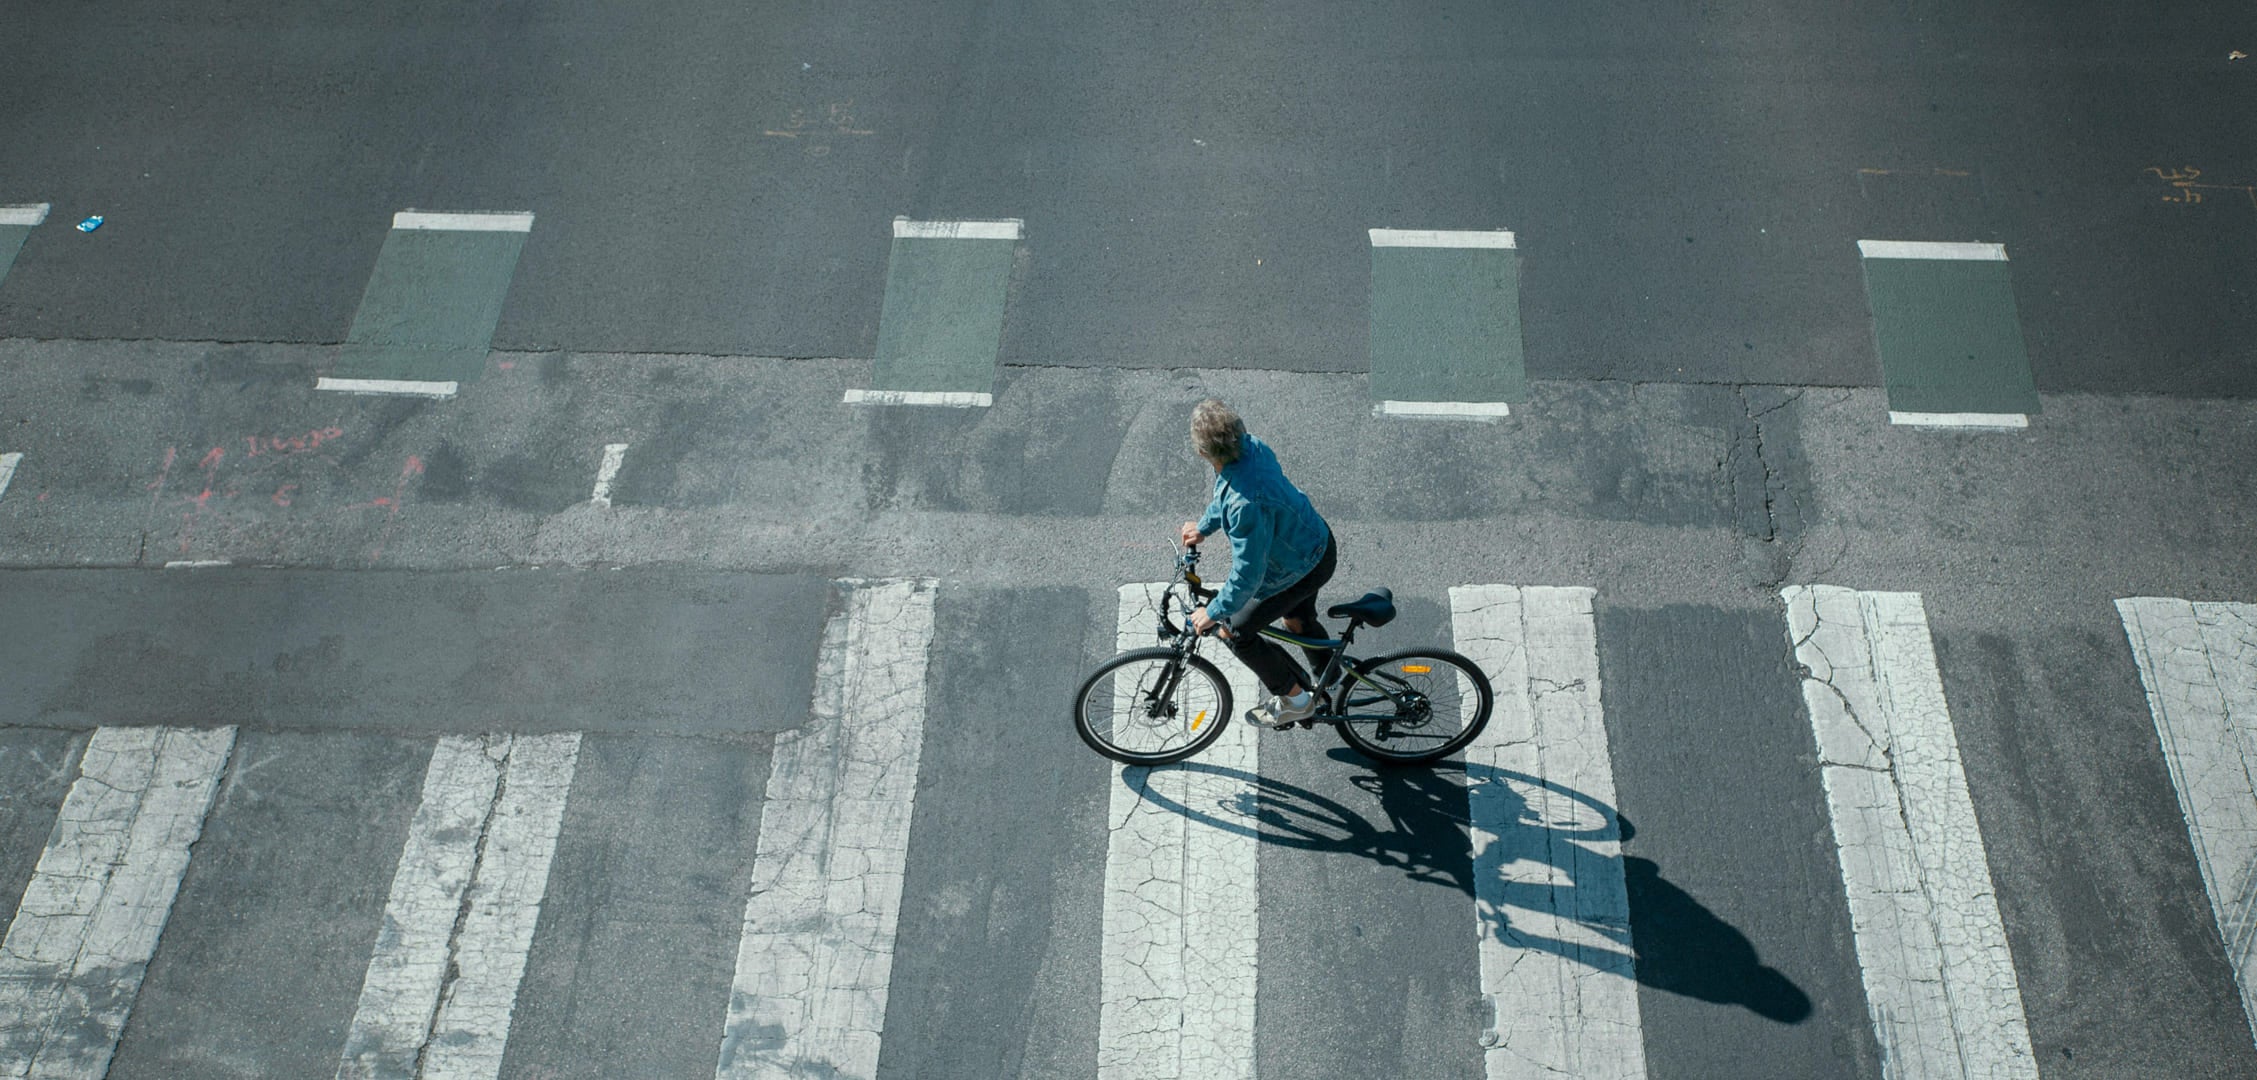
xmin=1450 ymin=585 xmax=1647 ymax=1080
xmin=0 ymin=725 xmax=236 ymax=1080
xmin=1782 ymin=586 xmax=2037 ymax=1080
xmin=1373 ymin=400 xmax=1512 ymax=421
xmin=391 ymin=211 xmax=536 ymax=233
xmin=0 ymin=205 xmax=47 ymax=227
xmin=1888 ymin=411 xmax=2030 ymax=430
xmin=840 ymin=389 xmax=994 ymax=408
xmin=337 ymin=732 xmax=581 ymax=1080
xmin=316 ymin=377 xmax=461 ymax=399
xmin=163 ymin=560 xmax=231 ymax=569
xmin=1856 ymin=240 xmax=2008 ymax=261
xmin=589 ymin=443 xmax=629 ymax=507
xmin=716 ymin=578 xmax=938 ymax=1080
xmin=1369 ymin=228 xmax=1518 ymax=249
xmin=2116 ymin=597 xmax=2257 ymax=1032
xmin=1098 ymin=584 xmax=1259 ymax=1080
xmin=890 ymin=218 xmax=1023 ymax=240
xmin=0 ymin=452 xmax=20 ymax=501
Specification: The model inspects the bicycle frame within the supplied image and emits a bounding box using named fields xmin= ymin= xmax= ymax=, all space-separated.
xmin=1157 ymin=548 xmax=1409 ymax=717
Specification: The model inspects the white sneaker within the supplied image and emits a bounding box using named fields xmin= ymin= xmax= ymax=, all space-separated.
xmin=1246 ymin=692 xmax=1316 ymax=729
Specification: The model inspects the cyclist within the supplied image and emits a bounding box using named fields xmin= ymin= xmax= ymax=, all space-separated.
xmin=1178 ymin=399 xmax=1338 ymax=728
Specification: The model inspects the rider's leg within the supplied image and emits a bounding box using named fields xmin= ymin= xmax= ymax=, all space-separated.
xmin=1226 ymin=535 xmax=1338 ymax=700
xmin=1278 ymin=535 xmax=1338 ymax=678
xmin=1227 ymin=608 xmax=1307 ymax=698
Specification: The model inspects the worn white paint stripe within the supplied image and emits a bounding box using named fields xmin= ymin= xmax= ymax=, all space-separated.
xmin=2116 ymin=597 xmax=2257 ymax=1032
xmin=589 ymin=443 xmax=628 ymax=507
xmin=1369 ymin=228 xmax=1518 ymax=249
xmin=316 ymin=377 xmax=460 ymax=399
xmin=1450 ymin=586 xmax=1647 ymax=1080
xmin=840 ymin=389 xmax=994 ymax=408
xmin=1374 ymin=400 xmax=1512 ymax=421
xmin=392 ymin=211 xmax=536 ymax=233
xmin=0 ymin=453 xmax=20 ymax=501
xmin=1098 ymin=584 xmax=1260 ymax=1080
xmin=1857 ymin=239 xmax=2008 ymax=261
xmin=0 ymin=205 xmax=47 ymax=227
xmin=1888 ymin=411 xmax=2029 ymax=430
xmin=891 ymin=218 xmax=1022 ymax=240
xmin=1783 ymin=586 xmax=2037 ymax=1080
xmin=163 ymin=560 xmax=230 ymax=569
xmin=337 ymin=732 xmax=581 ymax=1080
xmin=0 ymin=725 xmax=236 ymax=1080
xmin=717 ymin=578 xmax=939 ymax=1080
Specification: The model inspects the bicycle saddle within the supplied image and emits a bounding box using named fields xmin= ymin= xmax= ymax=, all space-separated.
xmin=1327 ymin=588 xmax=1396 ymax=627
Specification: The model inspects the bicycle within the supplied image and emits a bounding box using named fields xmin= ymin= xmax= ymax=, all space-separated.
xmin=1073 ymin=545 xmax=1494 ymax=767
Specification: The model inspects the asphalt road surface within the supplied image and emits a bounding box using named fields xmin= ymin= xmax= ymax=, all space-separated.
xmin=2 ymin=2 xmax=2254 ymax=1079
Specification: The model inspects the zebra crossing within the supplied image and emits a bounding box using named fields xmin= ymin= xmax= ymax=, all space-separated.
xmin=1 ymin=578 xmax=2253 ymax=1078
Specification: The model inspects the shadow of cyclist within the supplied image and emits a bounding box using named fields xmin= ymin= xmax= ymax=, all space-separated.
xmin=1121 ymin=754 xmax=1810 ymax=1024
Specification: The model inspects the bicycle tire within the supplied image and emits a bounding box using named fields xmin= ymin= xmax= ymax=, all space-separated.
xmin=1074 ymin=647 xmax=1235 ymax=766
xmin=1332 ymin=648 xmax=1493 ymax=766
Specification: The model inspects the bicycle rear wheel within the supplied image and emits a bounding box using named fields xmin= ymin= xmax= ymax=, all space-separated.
xmin=1074 ymin=647 xmax=1234 ymax=766
xmin=1333 ymin=648 xmax=1493 ymax=765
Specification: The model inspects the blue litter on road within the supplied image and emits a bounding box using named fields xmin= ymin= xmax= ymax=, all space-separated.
xmin=77 ymin=215 xmax=103 ymax=232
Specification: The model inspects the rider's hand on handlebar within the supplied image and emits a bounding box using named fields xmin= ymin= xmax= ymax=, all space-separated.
xmin=1189 ymin=606 xmax=1229 ymax=639
xmin=1179 ymin=521 xmax=1203 ymax=549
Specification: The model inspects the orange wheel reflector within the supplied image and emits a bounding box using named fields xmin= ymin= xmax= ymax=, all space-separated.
xmin=1401 ymin=664 xmax=1432 ymax=673
xmin=1192 ymin=710 xmax=1208 ymax=731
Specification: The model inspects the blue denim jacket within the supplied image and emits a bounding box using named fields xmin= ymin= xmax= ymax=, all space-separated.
xmin=1196 ymin=434 xmax=1331 ymax=621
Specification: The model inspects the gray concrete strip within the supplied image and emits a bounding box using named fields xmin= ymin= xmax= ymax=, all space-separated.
xmin=716 ymin=579 xmax=938 ymax=1080
xmin=335 ymin=732 xmax=580 ymax=1080
xmin=1097 ymin=584 xmax=1260 ymax=1080
xmin=1783 ymin=586 xmax=2037 ymax=1080
xmin=0 ymin=725 xmax=236 ymax=1080
xmin=0 ymin=570 xmax=828 ymax=737
xmin=2117 ymin=597 xmax=2257 ymax=1037
xmin=1451 ymin=585 xmax=1647 ymax=1080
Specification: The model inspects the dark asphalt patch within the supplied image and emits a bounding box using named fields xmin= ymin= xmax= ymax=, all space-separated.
xmin=1596 ymin=602 xmax=1884 ymax=1080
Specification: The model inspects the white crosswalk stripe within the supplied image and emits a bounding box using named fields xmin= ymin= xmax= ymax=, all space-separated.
xmin=1451 ymin=585 xmax=1648 ymax=1080
xmin=716 ymin=578 xmax=938 ymax=1080
xmin=0 ymin=726 xmax=235 ymax=1080
xmin=337 ymin=732 xmax=581 ymax=1080
xmin=1098 ymin=584 xmax=1262 ymax=1080
xmin=2117 ymin=597 xmax=2257 ymax=1035
xmin=1782 ymin=586 xmax=2037 ymax=1080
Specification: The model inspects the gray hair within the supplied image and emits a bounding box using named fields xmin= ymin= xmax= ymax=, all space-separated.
xmin=1191 ymin=399 xmax=1246 ymax=466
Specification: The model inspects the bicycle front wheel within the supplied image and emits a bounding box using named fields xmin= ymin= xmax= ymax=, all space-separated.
xmin=1074 ymin=647 xmax=1234 ymax=766
xmin=1333 ymin=648 xmax=1493 ymax=765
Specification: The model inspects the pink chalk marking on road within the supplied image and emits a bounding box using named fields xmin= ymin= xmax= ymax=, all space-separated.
xmin=365 ymin=456 xmax=426 ymax=564
xmin=245 ymin=427 xmax=345 ymax=458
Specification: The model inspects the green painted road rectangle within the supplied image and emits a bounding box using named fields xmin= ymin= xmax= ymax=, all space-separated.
xmin=0 ymin=205 xmax=46 ymax=292
xmin=336 ymin=226 xmax=529 ymax=384
xmin=871 ymin=233 xmax=1016 ymax=394
xmin=1862 ymin=254 xmax=2039 ymax=416
xmin=0 ymin=226 xmax=29 ymax=292
xmin=1369 ymin=245 xmax=1527 ymax=404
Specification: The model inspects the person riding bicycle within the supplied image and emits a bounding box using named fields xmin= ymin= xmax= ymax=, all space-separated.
xmin=1178 ymin=399 xmax=1338 ymax=729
